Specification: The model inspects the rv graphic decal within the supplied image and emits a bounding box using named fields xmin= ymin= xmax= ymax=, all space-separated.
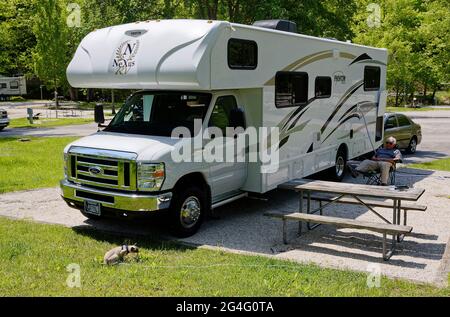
xmin=112 ymin=40 xmax=140 ymax=75
xmin=322 ymin=101 xmax=377 ymax=144
xmin=349 ymin=53 xmax=387 ymax=66
xmin=272 ymin=97 xmax=318 ymax=149
xmin=273 ymin=80 xmax=376 ymax=150
xmin=320 ymin=80 xmax=364 ymax=134
xmin=264 ymin=50 xmax=356 ymax=86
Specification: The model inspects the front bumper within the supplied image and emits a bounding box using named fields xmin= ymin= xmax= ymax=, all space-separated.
xmin=60 ymin=179 xmax=172 ymax=213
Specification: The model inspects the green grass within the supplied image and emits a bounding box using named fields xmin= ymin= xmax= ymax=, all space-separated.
xmin=386 ymin=106 xmax=450 ymax=112
xmin=9 ymin=117 xmax=94 ymax=129
xmin=409 ymin=157 xmax=450 ymax=172
xmin=0 ymin=217 xmax=448 ymax=296
xmin=0 ymin=137 xmax=77 ymax=193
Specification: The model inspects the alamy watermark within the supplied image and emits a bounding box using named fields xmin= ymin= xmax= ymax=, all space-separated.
xmin=171 ymin=120 xmax=281 ymax=174
xmin=366 ymin=3 xmax=382 ymax=28
xmin=66 ymin=3 xmax=81 ymax=28
xmin=66 ymin=263 xmax=81 ymax=288
xmin=366 ymin=263 xmax=381 ymax=288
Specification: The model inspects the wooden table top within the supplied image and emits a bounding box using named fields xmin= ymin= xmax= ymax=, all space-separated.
xmin=279 ymin=179 xmax=425 ymax=201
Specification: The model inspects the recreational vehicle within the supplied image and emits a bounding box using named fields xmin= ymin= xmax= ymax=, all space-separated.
xmin=0 ymin=76 xmax=27 ymax=100
xmin=61 ymin=19 xmax=388 ymax=237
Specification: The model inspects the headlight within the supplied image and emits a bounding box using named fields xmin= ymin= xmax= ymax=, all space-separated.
xmin=137 ymin=163 xmax=165 ymax=191
xmin=63 ymin=153 xmax=69 ymax=178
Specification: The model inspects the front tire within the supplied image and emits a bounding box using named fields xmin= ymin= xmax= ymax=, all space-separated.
xmin=407 ymin=137 xmax=417 ymax=154
xmin=168 ymin=186 xmax=206 ymax=238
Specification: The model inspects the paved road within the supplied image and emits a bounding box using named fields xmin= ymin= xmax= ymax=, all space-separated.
xmin=0 ymin=123 xmax=99 ymax=137
xmin=402 ymin=110 xmax=450 ymax=163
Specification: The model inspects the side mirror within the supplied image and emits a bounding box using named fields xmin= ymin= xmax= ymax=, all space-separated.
xmin=229 ymin=108 xmax=246 ymax=129
xmin=385 ymin=123 xmax=394 ymax=130
xmin=94 ymin=104 xmax=105 ymax=124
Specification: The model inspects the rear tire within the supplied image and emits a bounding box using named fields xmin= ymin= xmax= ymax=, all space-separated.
xmin=407 ymin=137 xmax=417 ymax=154
xmin=168 ymin=186 xmax=206 ymax=238
xmin=328 ymin=147 xmax=347 ymax=182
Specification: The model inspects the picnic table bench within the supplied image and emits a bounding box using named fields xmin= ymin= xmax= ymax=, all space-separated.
xmin=266 ymin=179 xmax=426 ymax=260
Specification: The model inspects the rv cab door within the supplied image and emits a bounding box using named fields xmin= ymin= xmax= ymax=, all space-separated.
xmin=206 ymin=95 xmax=248 ymax=198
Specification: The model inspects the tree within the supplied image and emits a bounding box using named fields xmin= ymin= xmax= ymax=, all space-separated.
xmin=417 ymin=0 xmax=450 ymax=100
xmin=32 ymin=0 xmax=69 ymax=112
xmin=0 ymin=0 xmax=36 ymax=76
xmin=352 ymin=0 xmax=449 ymax=106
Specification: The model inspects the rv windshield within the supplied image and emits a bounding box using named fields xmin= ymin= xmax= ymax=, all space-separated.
xmin=105 ymin=92 xmax=212 ymax=137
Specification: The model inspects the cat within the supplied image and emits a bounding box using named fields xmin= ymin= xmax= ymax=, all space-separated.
xmin=104 ymin=245 xmax=139 ymax=265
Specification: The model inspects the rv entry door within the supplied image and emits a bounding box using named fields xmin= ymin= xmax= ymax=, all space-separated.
xmin=206 ymin=95 xmax=247 ymax=198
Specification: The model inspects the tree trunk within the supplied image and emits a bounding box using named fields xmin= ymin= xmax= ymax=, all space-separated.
xmin=86 ymin=88 xmax=94 ymax=102
xmin=198 ymin=0 xmax=219 ymax=20
xmin=228 ymin=0 xmax=240 ymax=21
xmin=54 ymin=77 xmax=58 ymax=118
xmin=69 ymin=86 xmax=78 ymax=101
xmin=432 ymin=88 xmax=437 ymax=105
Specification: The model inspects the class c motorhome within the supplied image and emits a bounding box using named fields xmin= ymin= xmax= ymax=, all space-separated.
xmin=61 ymin=19 xmax=388 ymax=237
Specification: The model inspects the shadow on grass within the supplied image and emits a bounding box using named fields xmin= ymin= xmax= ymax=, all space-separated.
xmin=70 ymin=214 xmax=197 ymax=253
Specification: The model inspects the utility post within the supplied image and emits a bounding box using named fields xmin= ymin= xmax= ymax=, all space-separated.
xmin=55 ymin=90 xmax=59 ymax=118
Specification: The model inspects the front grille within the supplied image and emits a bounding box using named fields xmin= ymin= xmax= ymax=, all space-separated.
xmin=68 ymin=151 xmax=136 ymax=191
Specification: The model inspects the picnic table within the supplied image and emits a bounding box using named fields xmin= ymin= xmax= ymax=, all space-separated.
xmin=266 ymin=179 xmax=426 ymax=260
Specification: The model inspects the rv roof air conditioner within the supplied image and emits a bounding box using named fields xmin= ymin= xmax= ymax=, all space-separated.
xmin=252 ymin=20 xmax=297 ymax=33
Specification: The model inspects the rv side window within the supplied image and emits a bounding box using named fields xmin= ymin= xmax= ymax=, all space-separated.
xmin=9 ymin=81 xmax=19 ymax=89
xmin=275 ymin=72 xmax=308 ymax=108
xmin=364 ymin=66 xmax=381 ymax=91
xmin=0 ymin=83 xmax=6 ymax=89
xmin=228 ymin=39 xmax=258 ymax=70
xmin=315 ymin=76 xmax=332 ymax=98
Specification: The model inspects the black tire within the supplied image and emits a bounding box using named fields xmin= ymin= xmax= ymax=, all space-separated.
xmin=168 ymin=185 xmax=206 ymax=238
xmin=328 ymin=147 xmax=347 ymax=182
xmin=406 ymin=137 xmax=418 ymax=154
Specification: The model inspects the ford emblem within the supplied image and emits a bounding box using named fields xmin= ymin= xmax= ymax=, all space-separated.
xmin=89 ymin=166 xmax=103 ymax=175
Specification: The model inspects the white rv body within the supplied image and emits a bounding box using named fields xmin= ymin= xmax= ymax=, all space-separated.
xmin=62 ymin=20 xmax=387 ymax=235
xmin=0 ymin=76 xmax=27 ymax=97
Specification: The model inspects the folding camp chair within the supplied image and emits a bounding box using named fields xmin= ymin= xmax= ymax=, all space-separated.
xmin=349 ymin=145 xmax=402 ymax=186
xmin=360 ymin=162 xmax=398 ymax=186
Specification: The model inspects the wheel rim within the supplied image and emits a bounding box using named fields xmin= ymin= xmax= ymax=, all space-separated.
xmin=336 ymin=156 xmax=345 ymax=178
xmin=410 ymin=139 xmax=417 ymax=153
xmin=179 ymin=196 xmax=201 ymax=229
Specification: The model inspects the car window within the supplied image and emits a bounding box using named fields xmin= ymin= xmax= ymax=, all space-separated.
xmin=385 ymin=116 xmax=397 ymax=129
xmin=209 ymin=96 xmax=238 ymax=134
xmin=397 ymin=114 xmax=411 ymax=127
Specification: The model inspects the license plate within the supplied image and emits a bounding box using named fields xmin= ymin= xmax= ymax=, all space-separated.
xmin=84 ymin=200 xmax=101 ymax=216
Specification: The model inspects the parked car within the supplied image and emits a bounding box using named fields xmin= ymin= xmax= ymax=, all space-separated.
xmin=0 ymin=108 xmax=9 ymax=131
xmin=384 ymin=113 xmax=422 ymax=153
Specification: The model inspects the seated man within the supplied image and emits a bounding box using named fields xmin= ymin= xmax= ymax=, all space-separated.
xmin=348 ymin=136 xmax=402 ymax=186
